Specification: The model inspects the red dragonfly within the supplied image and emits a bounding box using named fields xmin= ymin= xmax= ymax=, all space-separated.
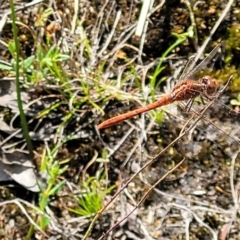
xmin=98 ymin=44 xmax=221 ymax=130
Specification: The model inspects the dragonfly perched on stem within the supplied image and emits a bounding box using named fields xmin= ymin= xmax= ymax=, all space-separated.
xmin=98 ymin=44 xmax=221 ymax=130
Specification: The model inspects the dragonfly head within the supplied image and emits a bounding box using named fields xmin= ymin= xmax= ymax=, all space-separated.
xmin=200 ymin=76 xmax=218 ymax=95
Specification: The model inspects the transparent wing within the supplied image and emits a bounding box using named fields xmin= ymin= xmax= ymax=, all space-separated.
xmin=179 ymin=44 xmax=221 ymax=81
xmin=197 ymin=97 xmax=240 ymax=146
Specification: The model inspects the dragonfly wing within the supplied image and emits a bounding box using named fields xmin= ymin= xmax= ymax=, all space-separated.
xmin=200 ymin=98 xmax=240 ymax=146
xmin=182 ymin=94 xmax=240 ymax=148
xmin=163 ymin=93 xmax=240 ymax=149
xmin=178 ymin=55 xmax=196 ymax=81
xmin=179 ymin=44 xmax=221 ymax=81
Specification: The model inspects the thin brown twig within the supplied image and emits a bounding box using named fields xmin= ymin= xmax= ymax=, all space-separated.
xmin=194 ymin=0 xmax=234 ymax=63
xmin=99 ymin=157 xmax=186 ymax=239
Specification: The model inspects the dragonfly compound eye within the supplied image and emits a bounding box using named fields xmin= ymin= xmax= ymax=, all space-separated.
xmin=201 ymin=76 xmax=218 ymax=95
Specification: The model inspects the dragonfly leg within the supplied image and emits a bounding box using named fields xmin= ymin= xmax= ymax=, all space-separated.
xmin=185 ymin=99 xmax=194 ymax=112
xmin=201 ymin=93 xmax=216 ymax=101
